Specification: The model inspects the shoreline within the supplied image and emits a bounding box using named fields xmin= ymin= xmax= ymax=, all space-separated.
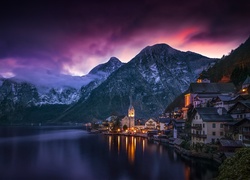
xmin=101 ymin=132 xmax=223 ymax=164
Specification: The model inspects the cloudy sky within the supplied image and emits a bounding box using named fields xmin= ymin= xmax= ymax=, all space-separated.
xmin=0 ymin=0 xmax=250 ymax=84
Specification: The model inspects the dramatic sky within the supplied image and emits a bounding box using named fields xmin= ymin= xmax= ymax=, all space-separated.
xmin=0 ymin=0 xmax=250 ymax=86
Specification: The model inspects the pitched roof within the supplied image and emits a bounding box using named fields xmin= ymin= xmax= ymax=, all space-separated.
xmin=158 ymin=117 xmax=171 ymax=123
xmin=217 ymin=95 xmax=233 ymax=101
xmin=240 ymin=100 xmax=250 ymax=108
xmin=243 ymin=75 xmax=250 ymax=85
xmin=189 ymin=83 xmax=235 ymax=94
xmin=219 ymin=139 xmax=244 ymax=147
xmin=173 ymin=138 xmax=184 ymax=146
xmin=228 ymin=100 xmax=250 ymax=113
xmin=195 ymin=107 xmax=233 ymax=122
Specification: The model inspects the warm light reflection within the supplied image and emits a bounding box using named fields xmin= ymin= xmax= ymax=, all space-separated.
xmin=142 ymin=139 xmax=145 ymax=153
xmin=117 ymin=136 xmax=120 ymax=155
xmin=128 ymin=137 xmax=136 ymax=164
xmin=184 ymin=165 xmax=191 ymax=180
xmin=125 ymin=136 xmax=128 ymax=152
xmin=159 ymin=146 xmax=163 ymax=156
xmin=108 ymin=136 xmax=112 ymax=151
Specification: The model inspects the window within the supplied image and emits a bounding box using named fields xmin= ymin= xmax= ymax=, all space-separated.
xmin=220 ymin=124 xmax=223 ymax=128
xmin=211 ymin=138 xmax=215 ymax=144
xmin=220 ymin=132 xmax=223 ymax=136
xmin=212 ymin=132 xmax=216 ymax=136
xmin=203 ymin=123 xmax=205 ymax=128
xmin=212 ymin=123 xmax=216 ymax=128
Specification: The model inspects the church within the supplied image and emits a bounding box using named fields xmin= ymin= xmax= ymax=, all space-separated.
xmin=121 ymin=96 xmax=135 ymax=130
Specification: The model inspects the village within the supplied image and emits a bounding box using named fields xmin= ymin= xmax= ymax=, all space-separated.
xmin=87 ymin=74 xmax=250 ymax=163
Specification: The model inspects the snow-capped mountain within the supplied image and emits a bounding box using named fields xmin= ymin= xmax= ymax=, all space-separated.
xmin=80 ymin=57 xmax=124 ymax=101
xmin=57 ymin=44 xmax=217 ymax=122
xmin=0 ymin=57 xmax=123 ymax=123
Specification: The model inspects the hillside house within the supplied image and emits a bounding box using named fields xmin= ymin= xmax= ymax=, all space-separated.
xmin=224 ymin=118 xmax=250 ymax=147
xmin=228 ymin=100 xmax=250 ymax=120
xmin=212 ymin=95 xmax=248 ymax=111
xmin=191 ymin=107 xmax=233 ymax=145
xmin=219 ymin=139 xmax=244 ymax=152
xmin=183 ymin=82 xmax=236 ymax=119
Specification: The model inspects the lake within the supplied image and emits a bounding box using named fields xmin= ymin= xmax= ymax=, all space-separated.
xmin=0 ymin=127 xmax=219 ymax=180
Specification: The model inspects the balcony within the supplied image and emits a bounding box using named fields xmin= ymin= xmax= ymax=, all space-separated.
xmin=191 ymin=133 xmax=207 ymax=138
xmin=242 ymin=131 xmax=250 ymax=136
xmin=243 ymin=139 xmax=250 ymax=145
xmin=191 ymin=125 xmax=202 ymax=130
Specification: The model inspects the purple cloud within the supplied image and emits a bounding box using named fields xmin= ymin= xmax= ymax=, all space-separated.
xmin=0 ymin=0 xmax=249 ymax=80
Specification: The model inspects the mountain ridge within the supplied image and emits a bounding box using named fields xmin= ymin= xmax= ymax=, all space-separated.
xmin=56 ymin=43 xmax=216 ymax=122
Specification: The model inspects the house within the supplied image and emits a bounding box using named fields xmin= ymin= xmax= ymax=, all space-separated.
xmin=212 ymin=95 xmax=237 ymax=110
xmin=145 ymin=118 xmax=158 ymax=129
xmin=230 ymin=118 xmax=250 ymax=147
xmin=228 ymin=100 xmax=250 ymax=120
xmin=166 ymin=119 xmax=186 ymax=138
xmin=182 ymin=82 xmax=236 ymax=119
xmin=239 ymin=75 xmax=250 ymax=95
xmin=219 ymin=139 xmax=244 ymax=152
xmin=191 ymin=107 xmax=234 ymax=145
xmin=185 ymin=83 xmax=236 ymax=108
xmin=158 ymin=117 xmax=171 ymax=131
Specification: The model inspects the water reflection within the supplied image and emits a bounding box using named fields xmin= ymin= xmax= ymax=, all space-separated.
xmin=0 ymin=127 xmax=219 ymax=180
xmin=127 ymin=136 xmax=136 ymax=164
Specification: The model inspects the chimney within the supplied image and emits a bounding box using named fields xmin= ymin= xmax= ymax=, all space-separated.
xmin=217 ymin=107 xmax=223 ymax=115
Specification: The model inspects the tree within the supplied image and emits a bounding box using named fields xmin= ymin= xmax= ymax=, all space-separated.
xmin=123 ymin=124 xmax=128 ymax=131
xmin=217 ymin=148 xmax=250 ymax=180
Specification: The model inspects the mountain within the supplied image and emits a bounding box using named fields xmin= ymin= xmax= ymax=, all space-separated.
xmin=205 ymin=36 xmax=250 ymax=88
xmin=0 ymin=57 xmax=123 ymax=124
xmin=57 ymin=44 xmax=216 ymax=122
xmin=165 ymin=36 xmax=250 ymax=112
xmin=80 ymin=57 xmax=124 ymax=102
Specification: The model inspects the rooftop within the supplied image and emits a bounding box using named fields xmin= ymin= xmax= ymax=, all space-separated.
xmin=189 ymin=83 xmax=235 ymax=94
xmin=195 ymin=107 xmax=233 ymax=122
xmin=243 ymin=75 xmax=250 ymax=85
xmin=219 ymin=139 xmax=244 ymax=147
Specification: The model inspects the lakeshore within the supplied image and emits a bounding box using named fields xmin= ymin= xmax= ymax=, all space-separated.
xmin=92 ymin=131 xmax=224 ymax=164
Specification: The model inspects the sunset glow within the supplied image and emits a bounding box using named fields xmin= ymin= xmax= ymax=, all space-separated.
xmin=0 ymin=0 xmax=249 ymax=78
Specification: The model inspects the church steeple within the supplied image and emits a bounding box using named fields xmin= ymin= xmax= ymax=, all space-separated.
xmin=127 ymin=94 xmax=135 ymax=128
xmin=128 ymin=95 xmax=135 ymax=118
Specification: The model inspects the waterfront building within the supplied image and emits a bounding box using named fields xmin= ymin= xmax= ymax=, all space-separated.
xmin=120 ymin=116 xmax=130 ymax=130
xmin=191 ymin=107 xmax=233 ymax=145
xmin=224 ymin=118 xmax=250 ymax=147
xmin=145 ymin=118 xmax=158 ymax=129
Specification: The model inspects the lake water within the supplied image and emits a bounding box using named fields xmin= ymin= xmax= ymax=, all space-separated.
xmin=0 ymin=127 xmax=219 ymax=180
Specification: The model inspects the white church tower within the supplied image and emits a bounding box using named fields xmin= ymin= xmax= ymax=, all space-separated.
xmin=128 ymin=95 xmax=135 ymax=128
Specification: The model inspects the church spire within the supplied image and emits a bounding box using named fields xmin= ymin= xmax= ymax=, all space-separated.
xmin=128 ymin=94 xmax=135 ymax=118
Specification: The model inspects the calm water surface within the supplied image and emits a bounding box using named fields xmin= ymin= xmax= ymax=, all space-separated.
xmin=0 ymin=127 xmax=219 ymax=180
